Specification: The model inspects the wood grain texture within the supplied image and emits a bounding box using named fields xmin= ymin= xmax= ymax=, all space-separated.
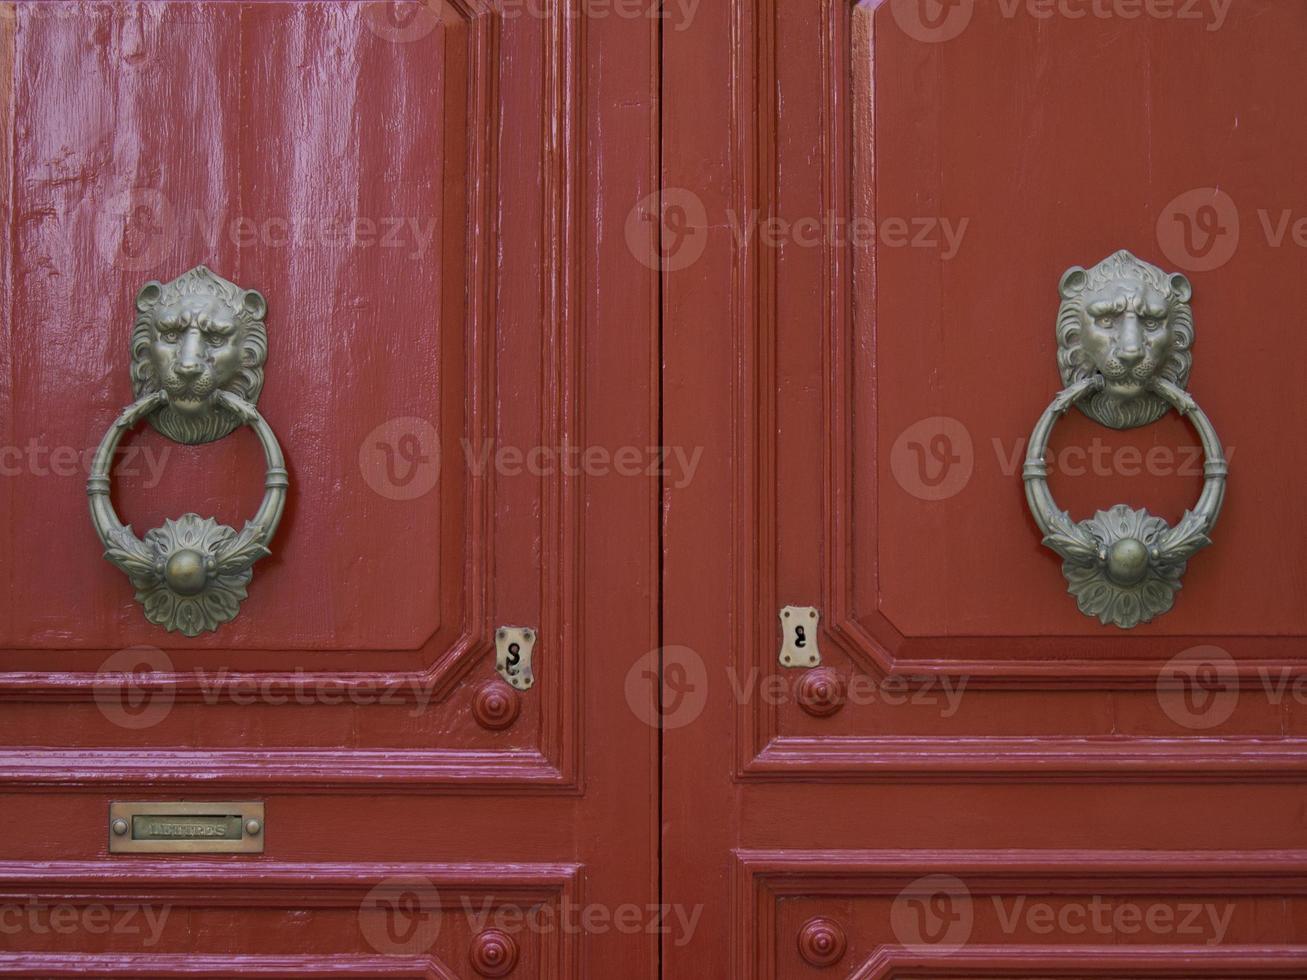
xmin=864 ymin=1 xmax=1307 ymax=641
xmin=834 ymin=0 xmax=1307 ymax=676
xmin=737 ymin=850 xmax=1307 ymax=978
xmin=725 ymin=0 xmax=1307 ymax=781
xmin=0 ymin=958 xmax=452 ymax=977
xmin=663 ymin=0 xmax=1307 ymax=976
xmin=0 ymin=961 xmax=449 ymax=977
xmin=0 ymin=859 xmax=577 ymax=975
xmin=1 ymin=0 xmax=657 ymax=974
xmin=0 ymin=0 xmax=578 ymax=793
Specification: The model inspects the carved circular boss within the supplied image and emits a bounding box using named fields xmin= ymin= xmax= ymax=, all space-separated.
xmin=87 ymin=266 xmax=288 ymax=637
xmin=1023 ymin=251 xmax=1227 ymax=629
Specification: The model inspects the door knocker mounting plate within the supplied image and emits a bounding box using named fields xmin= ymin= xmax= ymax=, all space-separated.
xmin=87 ymin=266 xmax=288 ymax=636
xmin=1023 ymin=250 xmax=1227 ymax=628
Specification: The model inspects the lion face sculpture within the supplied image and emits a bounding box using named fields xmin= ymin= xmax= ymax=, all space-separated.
xmin=1056 ymin=250 xmax=1194 ymax=429
xmin=131 ymin=265 xmax=268 ymax=444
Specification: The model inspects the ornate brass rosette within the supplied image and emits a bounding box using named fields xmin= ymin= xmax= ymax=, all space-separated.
xmin=88 ymin=390 xmax=288 ymax=636
xmin=1023 ymin=377 xmax=1226 ymax=629
xmin=87 ymin=267 xmax=287 ymax=636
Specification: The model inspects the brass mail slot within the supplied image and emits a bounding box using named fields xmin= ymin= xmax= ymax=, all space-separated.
xmin=109 ymin=801 xmax=265 ymax=854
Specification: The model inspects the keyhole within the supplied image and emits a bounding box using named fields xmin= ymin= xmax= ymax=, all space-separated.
xmin=794 ymin=625 xmax=806 ymax=648
xmin=506 ymin=642 xmax=521 ymax=673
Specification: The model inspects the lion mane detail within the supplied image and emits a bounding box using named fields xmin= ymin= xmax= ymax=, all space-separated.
xmin=1055 ymin=249 xmax=1194 ymax=430
xmin=130 ymin=265 xmax=269 ymax=445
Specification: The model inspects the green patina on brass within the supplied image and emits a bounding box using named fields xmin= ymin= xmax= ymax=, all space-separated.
xmin=88 ymin=267 xmax=288 ymax=636
xmin=1024 ymin=251 xmax=1227 ymax=629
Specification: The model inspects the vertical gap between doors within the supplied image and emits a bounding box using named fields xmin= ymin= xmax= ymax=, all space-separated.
xmin=654 ymin=3 xmax=666 ymax=976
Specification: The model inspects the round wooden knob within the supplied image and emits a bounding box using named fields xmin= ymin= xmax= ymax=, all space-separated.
xmin=472 ymin=679 xmax=521 ymax=731
xmin=797 ymin=668 xmax=845 ymax=717
xmin=470 ymin=928 xmax=518 ymax=977
xmin=797 ymin=916 xmax=846 ymax=968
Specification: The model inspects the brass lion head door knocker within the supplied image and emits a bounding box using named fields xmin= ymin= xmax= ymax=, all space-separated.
xmin=87 ymin=266 xmax=288 ymax=636
xmin=1022 ymin=250 xmax=1227 ymax=629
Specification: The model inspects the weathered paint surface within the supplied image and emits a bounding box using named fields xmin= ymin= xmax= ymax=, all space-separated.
xmin=663 ymin=1 xmax=1307 ymax=976
xmin=0 ymin=2 xmax=658 ymax=974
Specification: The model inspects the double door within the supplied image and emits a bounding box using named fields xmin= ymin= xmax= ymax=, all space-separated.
xmin=4 ymin=1 xmax=1307 ymax=976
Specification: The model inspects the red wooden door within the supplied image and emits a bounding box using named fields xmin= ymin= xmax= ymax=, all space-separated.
xmin=664 ymin=0 xmax=1307 ymax=976
xmin=9 ymin=2 xmax=1307 ymax=978
xmin=0 ymin=2 xmax=657 ymax=976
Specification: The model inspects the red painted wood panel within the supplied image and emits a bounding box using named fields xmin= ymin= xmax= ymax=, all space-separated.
xmin=0 ymin=1 xmax=658 ymax=975
xmin=664 ymin=0 xmax=1307 ymax=976
xmin=10 ymin=0 xmax=1307 ymax=976
xmin=5 ymin=1 xmax=463 ymax=651
xmin=868 ymin=1 xmax=1307 ymax=639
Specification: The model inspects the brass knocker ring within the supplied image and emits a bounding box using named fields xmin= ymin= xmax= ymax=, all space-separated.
xmin=86 ymin=266 xmax=288 ymax=636
xmin=1022 ymin=250 xmax=1228 ymax=629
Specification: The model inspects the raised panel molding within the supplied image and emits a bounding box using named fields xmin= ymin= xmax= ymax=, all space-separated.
xmin=730 ymin=0 xmax=1307 ymax=782
xmin=0 ymin=0 xmax=587 ymax=793
xmin=852 ymin=947 xmax=1307 ymax=979
xmin=746 ymin=735 xmax=1307 ymax=784
xmin=0 ymin=956 xmax=455 ymax=977
xmin=0 ymin=860 xmax=580 ymax=977
xmin=826 ymin=3 xmax=1307 ymax=682
xmin=736 ymin=849 xmax=1307 ymax=979
xmin=0 ymin=747 xmax=567 ymax=794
